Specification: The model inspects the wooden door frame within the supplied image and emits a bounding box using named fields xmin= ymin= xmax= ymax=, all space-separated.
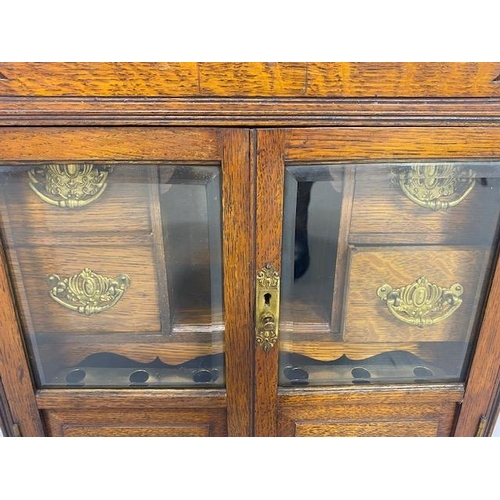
xmin=254 ymin=126 xmax=500 ymax=436
xmin=0 ymin=126 xmax=254 ymax=436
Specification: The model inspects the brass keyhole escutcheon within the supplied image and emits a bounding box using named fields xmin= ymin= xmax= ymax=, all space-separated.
xmin=256 ymin=264 xmax=280 ymax=352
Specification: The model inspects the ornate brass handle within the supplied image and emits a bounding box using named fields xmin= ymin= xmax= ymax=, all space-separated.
xmin=29 ymin=164 xmax=113 ymax=208
xmin=392 ymin=164 xmax=475 ymax=211
xmin=377 ymin=276 xmax=463 ymax=327
xmin=47 ymin=268 xmax=131 ymax=316
xmin=256 ymin=264 xmax=280 ymax=351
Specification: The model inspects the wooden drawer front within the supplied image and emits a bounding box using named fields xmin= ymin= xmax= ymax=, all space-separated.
xmin=280 ymin=408 xmax=445 ymax=437
xmin=349 ymin=165 xmax=499 ymax=245
xmin=0 ymin=165 xmax=153 ymax=245
xmin=277 ymin=386 xmax=463 ymax=437
xmin=278 ymin=403 xmax=457 ymax=437
xmin=43 ymin=408 xmax=227 ymax=436
xmin=294 ymin=420 xmax=438 ymax=437
xmin=344 ymin=246 xmax=488 ymax=342
xmin=12 ymin=244 xmax=161 ymax=334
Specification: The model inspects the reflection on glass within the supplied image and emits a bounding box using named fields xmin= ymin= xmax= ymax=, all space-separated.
xmin=160 ymin=166 xmax=223 ymax=332
xmin=280 ymin=162 xmax=500 ymax=386
xmin=0 ymin=164 xmax=224 ymax=388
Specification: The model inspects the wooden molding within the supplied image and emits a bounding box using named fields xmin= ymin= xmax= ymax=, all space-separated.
xmin=2 ymin=97 xmax=500 ymax=126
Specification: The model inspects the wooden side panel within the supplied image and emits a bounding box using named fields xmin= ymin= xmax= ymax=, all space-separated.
xmin=0 ymin=245 xmax=44 ymax=436
xmin=278 ymin=386 xmax=463 ymax=437
xmin=43 ymin=408 xmax=227 ymax=437
xmin=1 ymin=63 xmax=500 ymax=97
xmin=455 ymin=248 xmax=500 ymax=435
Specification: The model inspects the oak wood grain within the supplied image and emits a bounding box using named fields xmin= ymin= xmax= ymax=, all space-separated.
xmin=280 ymin=407 xmax=452 ymax=437
xmin=0 ymin=63 xmax=201 ymax=97
xmin=278 ymin=383 xmax=464 ymax=404
xmin=293 ymin=420 xmax=439 ymax=437
xmin=349 ymin=164 xmax=500 ymax=245
xmin=0 ymin=165 xmax=154 ymax=245
xmin=254 ymin=130 xmax=285 ymax=436
xmin=4 ymin=97 xmax=500 ymax=126
xmin=43 ymin=408 xmax=227 ymax=436
xmin=199 ymin=63 xmax=307 ymax=96
xmin=37 ymin=338 xmax=224 ymax=367
xmin=10 ymin=244 xmax=161 ymax=334
xmin=306 ymin=63 xmax=500 ymax=97
xmin=1 ymin=64 xmax=500 ymax=437
xmin=344 ymin=246 xmax=488 ymax=343
xmin=1 ymin=63 xmax=499 ymax=98
xmin=278 ymin=384 xmax=463 ymax=436
xmin=331 ymin=168 xmax=355 ymax=333
xmin=0 ymin=127 xmax=219 ymax=161
xmin=0 ymin=376 xmax=15 ymax=436
xmin=37 ymin=389 xmax=226 ymax=409
xmin=454 ymin=244 xmax=500 ymax=436
xmin=286 ymin=127 xmax=500 ymax=162
xmin=0 ymin=244 xmax=44 ymax=436
xmin=278 ymin=341 xmax=466 ymax=364
xmin=220 ymin=129 xmax=254 ymax=436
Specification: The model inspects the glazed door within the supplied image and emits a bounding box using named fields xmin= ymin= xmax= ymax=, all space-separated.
xmin=255 ymin=128 xmax=500 ymax=437
xmin=0 ymin=127 xmax=253 ymax=436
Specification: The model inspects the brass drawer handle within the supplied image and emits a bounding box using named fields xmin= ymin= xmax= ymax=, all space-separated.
xmin=392 ymin=164 xmax=475 ymax=211
xmin=29 ymin=164 xmax=113 ymax=208
xmin=377 ymin=277 xmax=463 ymax=327
xmin=256 ymin=264 xmax=280 ymax=352
xmin=47 ymin=268 xmax=131 ymax=316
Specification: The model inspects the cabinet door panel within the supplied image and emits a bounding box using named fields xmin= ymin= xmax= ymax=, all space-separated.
xmin=256 ymin=128 xmax=500 ymax=436
xmin=0 ymin=127 xmax=253 ymax=436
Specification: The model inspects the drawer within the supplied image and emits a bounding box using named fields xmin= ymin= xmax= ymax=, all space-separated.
xmin=43 ymin=408 xmax=228 ymax=436
xmin=278 ymin=385 xmax=463 ymax=437
xmin=343 ymin=245 xmax=489 ymax=343
xmin=10 ymin=244 xmax=161 ymax=334
xmin=0 ymin=164 xmax=154 ymax=244
xmin=349 ymin=164 xmax=500 ymax=245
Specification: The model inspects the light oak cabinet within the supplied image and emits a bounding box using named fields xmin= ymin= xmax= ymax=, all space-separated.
xmin=1 ymin=63 xmax=500 ymax=437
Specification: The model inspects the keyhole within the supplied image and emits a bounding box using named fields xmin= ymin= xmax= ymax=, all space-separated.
xmin=264 ymin=293 xmax=272 ymax=306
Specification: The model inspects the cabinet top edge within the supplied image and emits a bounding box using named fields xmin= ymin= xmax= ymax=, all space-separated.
xmin=1 ymin=62 xmax=500 ymax=98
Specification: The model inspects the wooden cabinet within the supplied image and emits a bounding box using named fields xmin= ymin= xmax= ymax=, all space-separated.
xmin=1 ymin=63 xmax=500 ymax=437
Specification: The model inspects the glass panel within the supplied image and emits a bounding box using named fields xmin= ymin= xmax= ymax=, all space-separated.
xmin=280 ymin=162 xmax=500 ymax=386
xmin=0 ymin=163 xmax=224 ymax=388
